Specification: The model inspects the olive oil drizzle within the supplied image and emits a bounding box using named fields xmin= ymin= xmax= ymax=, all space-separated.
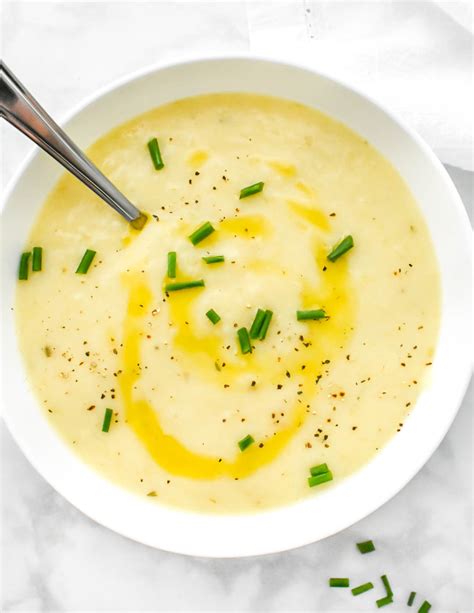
xmin=118 ymin=207 xmax=355 ymax=480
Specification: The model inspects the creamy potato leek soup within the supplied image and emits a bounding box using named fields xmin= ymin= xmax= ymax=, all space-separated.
xmin=16 ymin=94 xmax=440 ymax=513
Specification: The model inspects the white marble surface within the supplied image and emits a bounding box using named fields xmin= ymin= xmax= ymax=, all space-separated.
xmin=1 ymin=2 xmax=472 ymax=611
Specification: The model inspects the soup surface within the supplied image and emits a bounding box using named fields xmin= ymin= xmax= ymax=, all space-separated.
xmin=16 ymin=94 xmax=440 ymax=513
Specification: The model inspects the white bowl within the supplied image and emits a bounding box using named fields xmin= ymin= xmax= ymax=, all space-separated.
xmin=1 ymin=57 xmax=471 ymax=558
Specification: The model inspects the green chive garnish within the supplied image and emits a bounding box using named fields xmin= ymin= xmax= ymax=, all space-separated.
xmin=206 ymin=309 xmax=220 ymax=325
xmin=308 ymin=471 xmax=333 ymax=487
xmin=310 ymin=463 xmax=329 ymax=476
xmin=167 ymin=251 xmax=177 ymax=278
xmin=32 ymin=247 xmax=42 ymax=272
xmin=381 ymin=575 xmax=393 ymax=597
xmin=76 ymin=249 xmax=96 ymax=274
xmin=249 ymin=309 xmax=266 ymax=339
xmin=237 ymin=327 xmax=252 ymax=354
xmin=297 ymin=309 xmax=327 ymax=321
xmin=357 ymin=540 xmax=376 ymax=554
xmin=327 ymin=235 xmax=354 ymax=262
xmin=165 ymin=280 xmax=205 ymax=292
xmin=407 ymin=592 xmax=416 ymax=607
xmin=239 ymin=181 xmax=264 ymax=199
xmin=189 ymin=221 xmax=215 ymax=245
xmin=376 ymin=596 xmax=393 ymax=608
xmin=329 ymin=578 xmax=349 ymax=588
xmin=258 ymin=310 xmax=273 ymax=340
xmin=102 ymin=408 xmax=113 ymax=432
xmin=238 ymin=434 xmax=255 ymax=451
xmin=351 ymin=582 xmax=374 ymax=596
xmin=418 ymin=601 xmax=431 ymax=613
xmin=202 ymin=255 xmax=224 ymax=264
xmin=147 ymin=137 xmax=164 ymax=170
xmin=18 ymin=252 xmax=31 ymax=280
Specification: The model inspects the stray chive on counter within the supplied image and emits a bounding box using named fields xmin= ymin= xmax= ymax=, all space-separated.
xmin=328 ymin=540 xmax=432 ymax=611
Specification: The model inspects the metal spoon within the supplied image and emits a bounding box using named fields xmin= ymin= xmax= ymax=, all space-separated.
xmin=0 ymin=61 xmax=147 ymax=229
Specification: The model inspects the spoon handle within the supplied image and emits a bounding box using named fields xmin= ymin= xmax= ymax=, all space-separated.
xmin=0 ymin=61 xmax=146 ymax=228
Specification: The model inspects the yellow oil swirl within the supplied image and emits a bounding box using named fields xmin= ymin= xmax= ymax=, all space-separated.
xmin=288 ymin=200 xmax=329 ymax=232
xmin=118 ymin=201 xmax=354 ymax=480
xmin=188 ymin=150 xmax=209 ymax=167
xmin=268 ymin=161 xmax=297 ymax=177
xmin=218 ymin=215 xmax=272 ymax=240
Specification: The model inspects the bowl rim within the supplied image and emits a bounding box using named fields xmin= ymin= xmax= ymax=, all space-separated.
xmin=2 ymin=53 xmax=472 ymax=558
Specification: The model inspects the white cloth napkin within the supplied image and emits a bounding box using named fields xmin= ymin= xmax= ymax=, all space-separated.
xmin=3 ymin=1 xmax=472 ymax=172
xmin=245 ymin=0 xmax=473 ymax=171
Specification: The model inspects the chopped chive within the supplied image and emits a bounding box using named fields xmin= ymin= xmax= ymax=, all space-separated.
xmin=237 ymin=327 xmax=252 ymax=354
xmin=165 ymin=280 xmax=205 ymax=292
xmin=351 ymin=582 xmax=374 ymax=596
xmin=329 ymin=578 xmax=349 ymax=588
xmin=310 ymin=463 xmax=329 ymax=476
xmin=167 ymin=252 xmax=177 ymax=278
xmin=258 ymin=310 xmax=273 ymax=340
xmin=102 ymin=408 xmax=113 ymax=432
xmin=308 ymin=470 xmax=333 ymax=487
xmin=407 ymin=592 xmax=416 ymax=607
xmin=147 ymin=137 xmax=164 ymax=170
xmin=202 ymin=255 xmax=225 ymax=264
xmin=32 ymin=247 xmax=42 ymax=271
xmin=327 ymin=235 xmax=354 ymax=262
xmin=357 ymin=540 xmax=376 ymax=554
xmin=206 ymin=309 xmax=221 ymax=325
xmin=18 ymin=252 xmax=31 ymax=280
xmin=239 ymin=181 xmax=264 ymax=199
xmin=376 ymin=596 xmax=393 ymax=608
xmin=249 ymin=308 xmax=266 ymax=339
xmin=381 ymin=575 xmax=393 ymax=597
xmin=76 ymin=249 xmax=96 ymax=274
xmin=297 ymin=309 xmax=327 ymax=321
xmin=418 ymin=601 xmax=431 ymax=613
xmin=238 ymin=434 xmax=254 ymax=451
xmin=189 ymin=221 xmax=215 ymax=245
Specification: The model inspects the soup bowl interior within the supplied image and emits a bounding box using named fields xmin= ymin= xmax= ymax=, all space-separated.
xmin=1 ymin=57 xmax=471 ymax=557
